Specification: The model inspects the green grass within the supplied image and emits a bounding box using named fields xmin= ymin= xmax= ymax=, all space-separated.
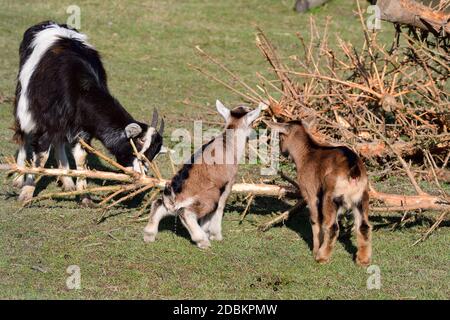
xmin=0 ymin=0 xmax=449 ymax=299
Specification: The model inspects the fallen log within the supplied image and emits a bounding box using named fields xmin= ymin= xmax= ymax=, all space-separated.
xmin=376 ymin=0 xmax=450 ymax=35
xmin=2 ymin=163 xmax=449 ymax=212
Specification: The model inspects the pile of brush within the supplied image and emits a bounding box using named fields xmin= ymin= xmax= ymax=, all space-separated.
xmin=192 ymin=0 xmax=450 ymax=239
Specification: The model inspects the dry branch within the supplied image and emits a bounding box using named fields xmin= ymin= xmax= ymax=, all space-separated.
xmin=377 ymin=0 xmax=450 ymax=36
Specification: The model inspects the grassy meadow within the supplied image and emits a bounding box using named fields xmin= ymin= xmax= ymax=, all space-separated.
xmin=0 ymin=0 xmax=448 ymax=299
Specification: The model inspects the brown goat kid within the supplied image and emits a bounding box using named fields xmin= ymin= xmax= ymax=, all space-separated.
xmin=143 ymin=101 xmax=261 ymax=249
xmin=267 ymin=121 xmax=372 ymax=266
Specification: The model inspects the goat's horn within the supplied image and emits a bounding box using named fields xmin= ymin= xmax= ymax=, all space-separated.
xmin=159 ymin=118 xmax=165 ymax=135
xmin=151 ymin=109 xmax=159 ymax=128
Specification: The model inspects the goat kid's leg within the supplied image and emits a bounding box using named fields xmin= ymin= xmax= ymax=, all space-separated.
xmin=54 ymin=143 xmax=75 ymax=191
xmin=306 ymin=195 xmax=321 ymax=257
xmin=18 ymin=136 xmax=50 ymax=202
xmin=199 ymin=216 xmax=211 ymax=236
xmin=179 ymin=209 xmax=210 ymax=249
xmin=72 ymin=142 xmax=93 ymax=207
xmin=143 ymin=199 xmax=172 ymax=242
xmin=316 ymin=192 xmax=339 ymax=264
xmin=353 ymin=190 xmax=372 ymax=266
xmin=208 ymin=183 xmax=232 ymax=241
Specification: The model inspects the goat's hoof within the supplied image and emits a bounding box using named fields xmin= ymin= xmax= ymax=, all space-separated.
xmin=197 ymin=240 xmax=211 ymax=249
xmin=58 ymin=177 xmax=76 ymax=191
xmin=18 ymin=186 xmax=35 ymax=202
xmin=143 ymin=232 xmax=156 ymax=243
xmin=355 ymin=255 xmax=371 ymax=267
xmin=209 ymin=233 xmax=223 ymax=241
xmin=12 ymin=176 xmax=25 ymax=189
xmin=80 ymin=197 xmax=95 ymax=208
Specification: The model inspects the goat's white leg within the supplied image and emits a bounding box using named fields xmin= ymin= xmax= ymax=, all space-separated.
xmin=54 ymin=143 xmax=75 ymax=191
xmin=72 ymin=142 xmax=93 ymax=206
xmin=12 ymin=143 xmax=27 ymax=188
xmin=18 ymin=148 xmax=50 ymax=202
xmin=208 ymin=182 xmax=232 ymax=241
xmin=143 ymin=199 xmax=172 ymax=242
xmin=179 ymin=208 xmax=210 ymax=249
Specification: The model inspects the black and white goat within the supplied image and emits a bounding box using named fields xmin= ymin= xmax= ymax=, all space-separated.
xmin=13 ymin=21 xmax=164 ymax=203
xmin=143 ymin=100 xmax=261 ymax=248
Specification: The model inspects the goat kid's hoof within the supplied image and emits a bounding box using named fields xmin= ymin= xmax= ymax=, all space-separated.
xmin=355 ymin=255 xmax=371 ymax=267
xmin=315 ymin=253 xmax=331 ymax=264
xmin=143 ymin=232 xmax=156 ymax=243
xmin=196 ymin=240 xmax=211 ymax=249
xmin=209 ymin=233 xmax=223 ymax=241
xmin=18 ymin=186 xmax=35 ymax=202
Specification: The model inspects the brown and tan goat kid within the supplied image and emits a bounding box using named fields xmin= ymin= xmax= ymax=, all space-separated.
xmin=143 ymin=101 xmax=261 ymax=249
xmin=266 ymin=121 xmax=372 ymax=266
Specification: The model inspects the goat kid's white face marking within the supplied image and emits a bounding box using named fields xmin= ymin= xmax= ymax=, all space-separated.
xmin=17 ymin=24 xmax=91 ymax=134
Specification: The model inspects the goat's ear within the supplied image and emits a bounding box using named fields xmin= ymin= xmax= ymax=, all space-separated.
xmin=216 ymin=100 xmax=230 ymax=122
xmin=244 ymin=106 xmax=261 ymax=127
xmin=125 ymin=123 xmax=143 ymax=138
xmin=264 ymin=121 xmax=289 ymax=134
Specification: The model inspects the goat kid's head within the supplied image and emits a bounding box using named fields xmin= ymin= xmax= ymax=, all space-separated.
xmin=216 ymin=100 xmax=261 ymax=133
xmin=124 ymin=109 xmax=164 ymax=173
xmin=265 ymin=120 xmax=308 ymax=157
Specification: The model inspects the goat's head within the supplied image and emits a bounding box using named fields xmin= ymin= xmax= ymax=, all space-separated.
xmin=123 ymin=109 xmax=164 ymax=172
xmin=216 ymin=100 xmax=261 ymax=132
xmin=265 ymin=120 xmax=308 ymax=157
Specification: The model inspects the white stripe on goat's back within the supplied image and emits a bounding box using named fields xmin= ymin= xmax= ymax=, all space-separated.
xmin=17 ymin=24 xmax=92 ymax=133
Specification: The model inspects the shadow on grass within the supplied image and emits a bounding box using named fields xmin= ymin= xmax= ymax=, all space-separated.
xmin=234 ymin=196 xmax=450 ymax=260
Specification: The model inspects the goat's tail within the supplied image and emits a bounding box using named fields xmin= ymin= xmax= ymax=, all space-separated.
xmin=349 ymin=163 xmax=362 ymax=180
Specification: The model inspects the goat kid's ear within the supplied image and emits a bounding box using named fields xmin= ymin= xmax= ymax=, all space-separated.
xmin=125 ymin=123 xmax=143 ymax=138
xmin=244 ymin=106 xmax=261 ymax=127
xmin=216 ymin=100 xmax=230 ymax=122
xmin=264 ymin=121 xmax=289 ymax=134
